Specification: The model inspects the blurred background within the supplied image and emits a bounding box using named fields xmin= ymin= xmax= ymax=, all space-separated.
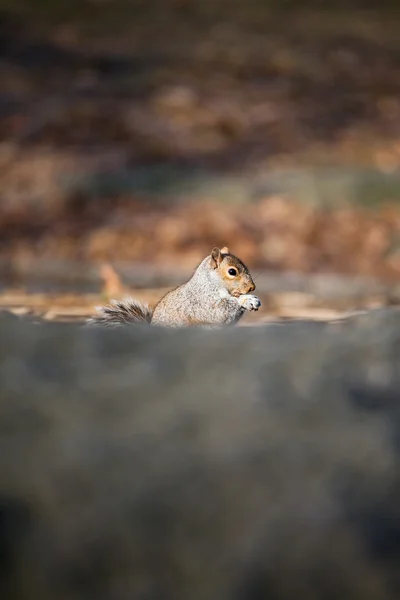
xmin=1 ymin=1 xmax=400 ymax=323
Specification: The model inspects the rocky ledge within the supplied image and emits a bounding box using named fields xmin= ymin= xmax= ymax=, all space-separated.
xmin=0 ymin=309 xmax=399 ymax=599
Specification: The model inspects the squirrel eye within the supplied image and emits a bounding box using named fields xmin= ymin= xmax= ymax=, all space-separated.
xmin=228 ymin=268 xmax=237 ymax=276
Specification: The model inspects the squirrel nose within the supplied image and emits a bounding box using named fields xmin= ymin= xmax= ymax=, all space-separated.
xmin=249 ymin=283 xmax=255 ymax=293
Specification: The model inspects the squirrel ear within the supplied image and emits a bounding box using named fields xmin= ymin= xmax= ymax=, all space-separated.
xmin=220 ymin=246 xmax=229 ymax=254
xmin=211 ymin=247 xmax=223 ymax=268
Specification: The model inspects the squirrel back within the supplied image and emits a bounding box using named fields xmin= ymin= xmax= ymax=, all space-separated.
xmin=87 ymin=247 xmax=260 ymax=328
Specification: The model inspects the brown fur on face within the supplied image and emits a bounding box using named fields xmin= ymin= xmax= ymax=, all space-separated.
xmin=210 ymin=247 xmax=256 ymax=297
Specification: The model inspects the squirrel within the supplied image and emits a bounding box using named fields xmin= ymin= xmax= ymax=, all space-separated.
xmin=87 ymin=246 xmax=261 ymax=328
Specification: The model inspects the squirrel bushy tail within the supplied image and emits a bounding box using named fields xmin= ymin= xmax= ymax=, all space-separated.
xmin=87 ymin=247 xmax=261 ymax=328
xmin=86 ymin=298 xmax=152 ymax=327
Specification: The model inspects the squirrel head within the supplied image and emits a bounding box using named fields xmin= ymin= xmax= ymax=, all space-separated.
xmin=210 ymin=247 xmax=256 ymax=297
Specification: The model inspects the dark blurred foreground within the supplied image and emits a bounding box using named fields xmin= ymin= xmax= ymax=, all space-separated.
xmin=0 ymin=310 xmax=400 ymax=599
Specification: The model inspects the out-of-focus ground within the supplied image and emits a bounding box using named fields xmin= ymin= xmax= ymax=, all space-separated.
xmin=1 ymin=2 xmax=400 ymax=321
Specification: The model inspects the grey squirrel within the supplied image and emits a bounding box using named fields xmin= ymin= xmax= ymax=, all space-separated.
xmin=87 ymin=246 xmax=261 ymax=328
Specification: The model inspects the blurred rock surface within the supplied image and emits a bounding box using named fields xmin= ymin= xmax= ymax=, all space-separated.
xmin=0 ymin=309 xmax=399 ymax=599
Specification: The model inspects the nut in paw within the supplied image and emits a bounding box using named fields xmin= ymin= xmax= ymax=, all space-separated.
xmin=238 ymin=294 xmax=261 ymax=311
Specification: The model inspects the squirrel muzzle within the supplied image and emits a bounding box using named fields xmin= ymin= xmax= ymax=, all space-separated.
xmin=231 ymin=281 xmax=255 ymax=297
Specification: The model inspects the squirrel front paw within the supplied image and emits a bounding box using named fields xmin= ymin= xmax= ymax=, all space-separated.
xmin=238 ymin=294 xmax=261 ymax=311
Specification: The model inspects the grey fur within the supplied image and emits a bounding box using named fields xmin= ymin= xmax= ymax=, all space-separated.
xmin=86 ymin=298 xmax=152 ymax=327
xmin=152 ymin=255 xmax=251 ymax=326
xmin=88 ymin=250 xmax=261 ymax=328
